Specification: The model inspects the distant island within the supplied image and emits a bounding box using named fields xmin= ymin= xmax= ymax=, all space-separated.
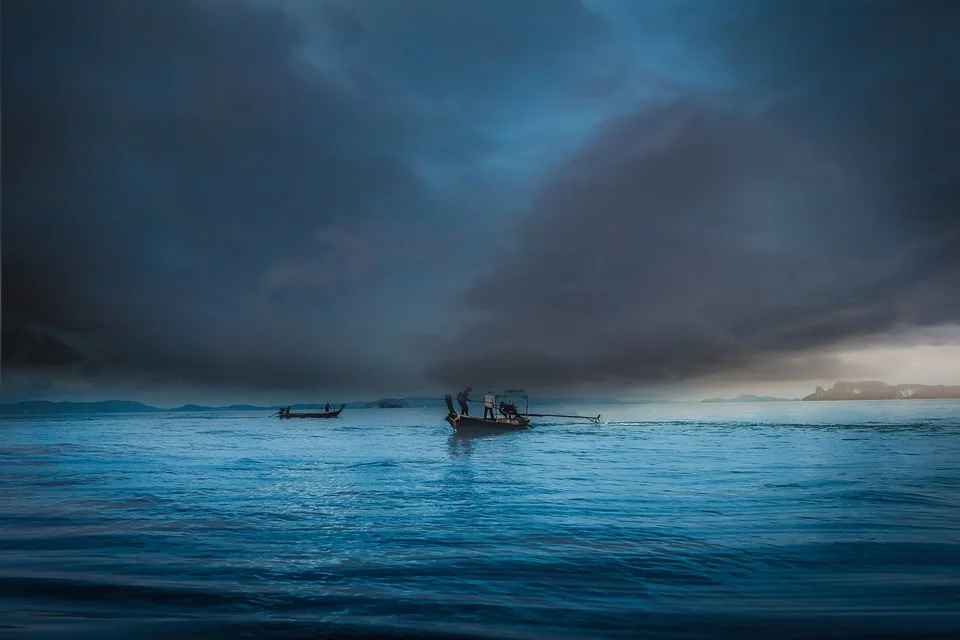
xmin=0 ymin=395 xmax=659 ymax=415
xmin=803 ymin=381 xmax=960 ymax=401
xmin=700 ymin=394 xmax=797 ymax=403
xmin=370 ymin=398 xmax=406 ymax=409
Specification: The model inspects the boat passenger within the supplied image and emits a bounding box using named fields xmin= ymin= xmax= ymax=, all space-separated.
xmin=456 ymin=387 xmax=473 ymax=415
xmin=483 ymin=391 xmax=496 ymax=420
xmin=325 ymin=402 xmax=330 ymax=412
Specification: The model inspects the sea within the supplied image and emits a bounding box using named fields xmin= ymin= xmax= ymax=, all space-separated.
xmin=1 ymin=400 xmax=959 ymax=639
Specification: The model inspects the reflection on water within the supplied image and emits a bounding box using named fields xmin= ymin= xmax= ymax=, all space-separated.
xmin=447 ymin=433 xmax=475 ymax=457
xmin=446 ymin=430 xmax=518 ymax=456
xmin=1 ymin=401 xmax=959 ymax=639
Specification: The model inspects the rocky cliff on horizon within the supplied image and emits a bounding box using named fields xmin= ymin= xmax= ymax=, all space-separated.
xmin=803 ymin=381 xmax=960 ymax=401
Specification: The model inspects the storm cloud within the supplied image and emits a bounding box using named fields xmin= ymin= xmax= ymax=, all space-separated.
xmin=426 ymin=103 xmax=909 ymax=385
xmin=1 ymin=0 xmax=602 ymax=398
xmin=426 ymin=0 xmax=960 ymax=391
xmin=3 ymin=0 xmax=430 ymax=394
xmin=3 ymin=0 xmax=959 ymax=401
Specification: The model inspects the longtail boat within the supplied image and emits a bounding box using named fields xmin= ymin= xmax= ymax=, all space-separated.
xmin=277 ymin=404 xmax=345 ymax=419
xmin=444 ymin=391 xmax=531 ymax=432
xmin=444 ymin=390 xmax=600 ymax=433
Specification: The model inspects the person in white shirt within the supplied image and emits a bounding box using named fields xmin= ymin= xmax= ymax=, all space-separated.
xmin=483 ymin=391 xmax=496 ymax=420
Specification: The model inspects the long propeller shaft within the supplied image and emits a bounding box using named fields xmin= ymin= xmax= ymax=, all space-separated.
xmin=522 ymin=412 xmax=601 ymax=424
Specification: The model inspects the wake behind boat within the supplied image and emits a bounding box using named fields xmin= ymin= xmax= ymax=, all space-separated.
xmin=444 ymin=390 xmax=600 ymax=433
xmin=277 ymin=404 xmax=344 ymax=419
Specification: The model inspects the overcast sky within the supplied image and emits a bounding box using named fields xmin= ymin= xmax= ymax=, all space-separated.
xmin=3 ymin=0 xmax=959 ymax=404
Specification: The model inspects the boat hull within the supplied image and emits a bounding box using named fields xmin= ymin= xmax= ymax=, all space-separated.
xmin=445 ymin=413 xmax=531 ymax=432
xmin=279 ymin=405 xmax=344 ymax=419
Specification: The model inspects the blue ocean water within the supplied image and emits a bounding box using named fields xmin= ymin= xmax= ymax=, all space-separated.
xmin=1 ymin=401 xmax=959 ymax=639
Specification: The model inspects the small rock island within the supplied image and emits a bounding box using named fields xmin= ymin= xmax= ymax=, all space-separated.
xmin=368 ymin=398 xmax=406 ymax=409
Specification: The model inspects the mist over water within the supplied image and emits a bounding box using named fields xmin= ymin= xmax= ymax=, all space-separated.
xmin=2 ymin=401 xmax=959 ymax=639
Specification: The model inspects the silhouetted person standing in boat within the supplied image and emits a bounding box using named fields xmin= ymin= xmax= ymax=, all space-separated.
xmin=457 ymin=387 xmax=473 ymax=415
xmin=483 ymin=391 xmax=496 ymax=420
xmin=325 ymin=402 xmax=330 ymax=412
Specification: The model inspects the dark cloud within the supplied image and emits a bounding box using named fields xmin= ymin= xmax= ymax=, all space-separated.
xmin=427 ymin=0 xmax=960 ymax=391
xmin=1 ymin=320 xmax=83 ymax=370
xmin=1 ymin=0 xmax=613 ymax=399
xmin=3 ymin=0 xmax=958 ymax=400
xmin=2 ymin=0 xmax=427 ymax=395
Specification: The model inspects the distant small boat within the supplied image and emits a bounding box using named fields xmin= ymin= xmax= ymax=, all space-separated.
xmin=278 ymin=404 xmax=344 ymax=419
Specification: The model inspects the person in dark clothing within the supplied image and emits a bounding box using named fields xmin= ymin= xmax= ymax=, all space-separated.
xmin=325 ymin=402 xmax=330 ymax=412
xmin=456 ymin=387 xmax=473 ymax=415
